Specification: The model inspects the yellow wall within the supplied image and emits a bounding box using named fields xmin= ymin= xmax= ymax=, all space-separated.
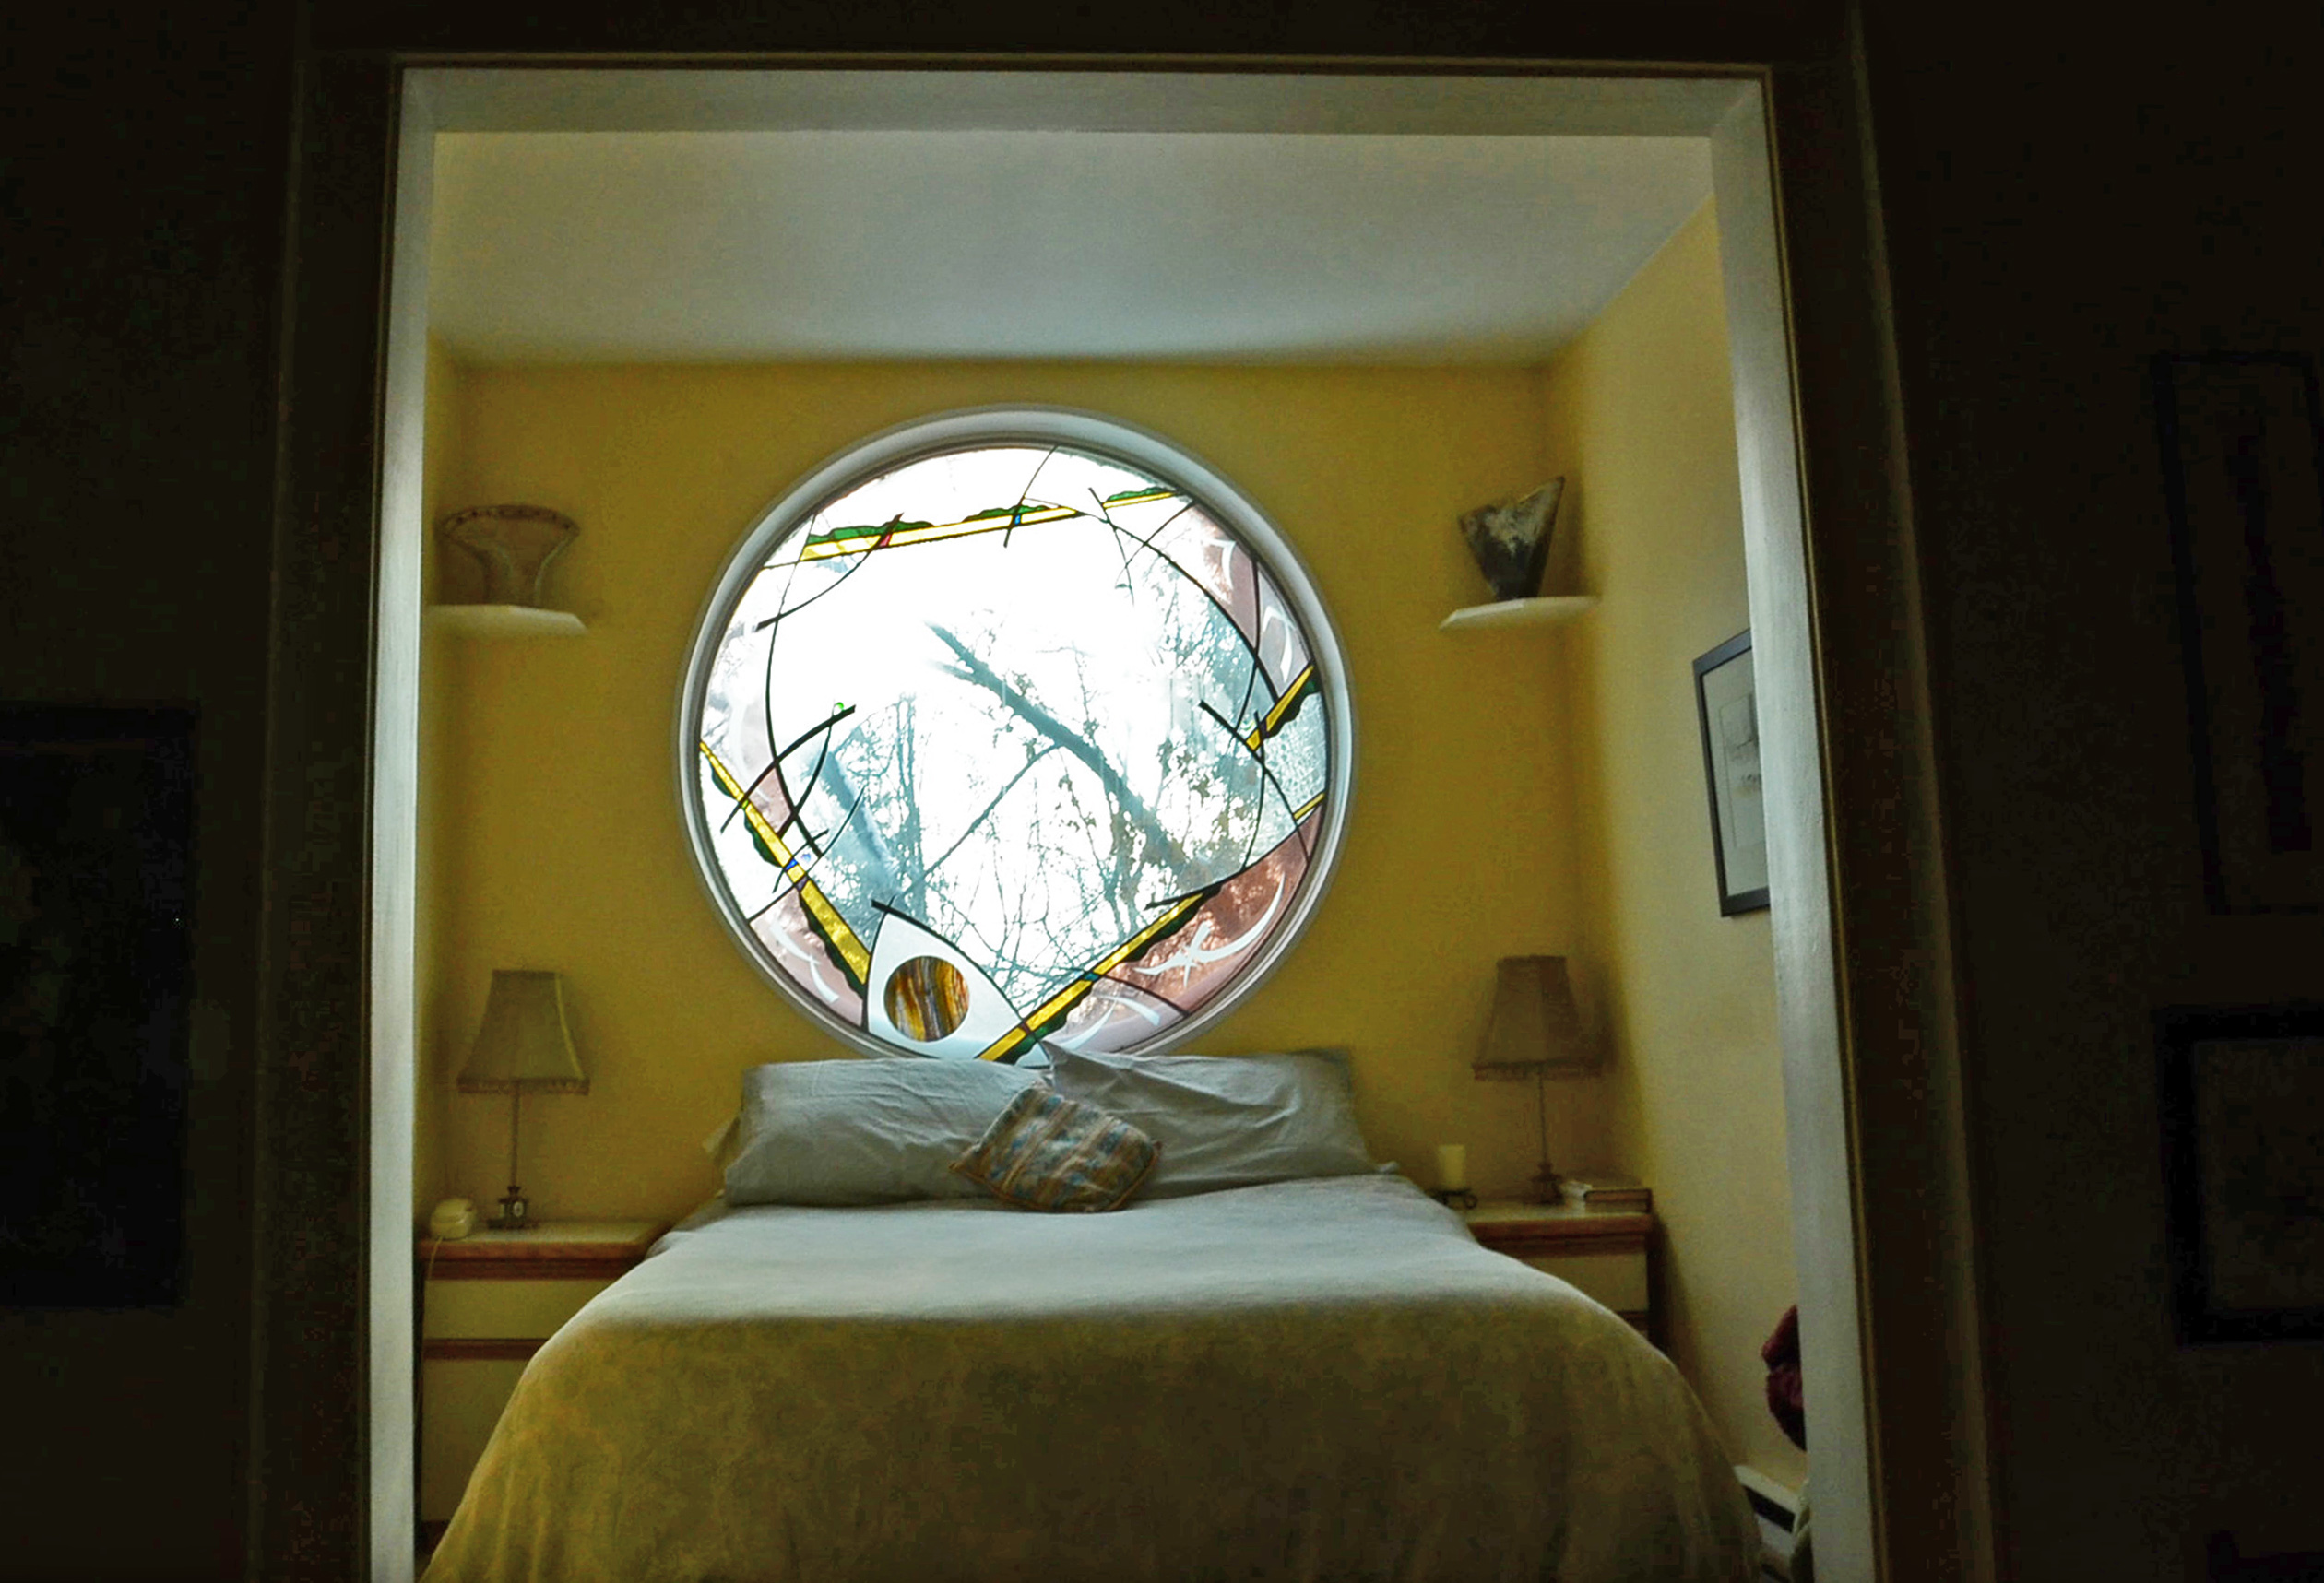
xmin=1548 ymin=202 xmax=1806 ymax=1487
xmin=417 ymin=219 xmax=1796 ymax=1484
xmin=416 ymin=361 xmax=1606 ymax=1222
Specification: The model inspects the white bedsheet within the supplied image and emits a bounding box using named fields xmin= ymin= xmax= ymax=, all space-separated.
xmin=424 ymin=1174 xmax=1755 ymax=1582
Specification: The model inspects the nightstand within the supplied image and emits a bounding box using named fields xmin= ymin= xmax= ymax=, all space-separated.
xmin=1464 ymin=1197 xmax=1654 ymax=1338
xmin=416 ymin=1220 xmax=665 ymax=1530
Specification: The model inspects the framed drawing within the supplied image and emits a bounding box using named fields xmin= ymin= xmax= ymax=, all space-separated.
xmin=2156 ymin=1003 xmax=2324 ymax=1344
xmin=2152 ymin=352 xmax=2324 ymax=914
xmin=0 ymin=705 xmax=196 ymax=1306
xmin=1692 ymin=630 xmax=1770 ymax=916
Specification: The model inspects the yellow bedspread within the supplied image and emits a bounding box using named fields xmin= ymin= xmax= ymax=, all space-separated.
xmin=425 ymin=1174 xmax=1755 ymax=1583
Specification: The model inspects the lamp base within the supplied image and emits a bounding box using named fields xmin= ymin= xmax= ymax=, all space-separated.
xmin=1528 ymin=1162 xmax=1565 ymax=1205
xmin=489 ymin=1186 xmax=532 ymax=1231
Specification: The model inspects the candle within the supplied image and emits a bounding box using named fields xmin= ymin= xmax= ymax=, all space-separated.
xmin=1435 ymin=1143 xmax=1469 ymax=1191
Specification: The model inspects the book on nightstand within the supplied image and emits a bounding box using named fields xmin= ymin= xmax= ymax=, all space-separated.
xmin=1559 ymin=1175 xmax=1653 ymax=1210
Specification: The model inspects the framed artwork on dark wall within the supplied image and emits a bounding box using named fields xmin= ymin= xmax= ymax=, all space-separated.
xmin=0 ymin=705 xmax=196 ymax=1307
xmin=1692 ymin=630 xmax=1770 ymax=916
xmin=2156 ymin=1003 xmax=2324 ymax=1345
xmin=2152 ymin=351 xmax=2324 ymax=914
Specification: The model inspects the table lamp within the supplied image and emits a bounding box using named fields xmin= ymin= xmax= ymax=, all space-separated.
xmin=1472 ymin=955 xmax=1600 ymax=1202
xmin=458 ymin=969 xmax=587 ymax=1230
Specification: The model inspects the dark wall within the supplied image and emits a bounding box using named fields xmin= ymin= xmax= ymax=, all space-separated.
xmin=1866 ymin=6 xmax=2324 ymax=1577
xmin=1 ymin=2 xmax=289 ymax=1577
xmin=6 ymin=0 xmax=2319 ymax=1577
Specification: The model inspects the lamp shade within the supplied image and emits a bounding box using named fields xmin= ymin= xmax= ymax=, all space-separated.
xmin=458 ymin=970 xmax=588 ymax=1093
xmin=1472 ymin=955 xmax=1596 ymax=1077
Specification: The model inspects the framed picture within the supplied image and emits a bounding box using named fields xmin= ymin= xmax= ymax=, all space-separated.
xmin=0 ymin=704 xmax=196 ymax=1307
xmin=2156 ymin=1003 xmax=2324 ymax=1344
xmin=2152 ymin=352 xmax=2324 ymax=914
xmin=1692 ymin=630 xmax=1770 ymax=916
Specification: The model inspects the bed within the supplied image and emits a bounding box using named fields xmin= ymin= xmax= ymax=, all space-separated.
xmin=421 ymin=1170 xmax=1756 ymax=1582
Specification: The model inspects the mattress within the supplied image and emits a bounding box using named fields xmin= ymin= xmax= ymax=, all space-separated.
xmin=422 ymin=1173 xmax=1756 ymax=1583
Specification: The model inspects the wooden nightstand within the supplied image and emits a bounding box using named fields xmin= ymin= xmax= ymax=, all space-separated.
xmin=416 ymin=1220 xmax=665 ymax=1531
xmin=1464 ymin=1197 xmax=1654 ymax=1339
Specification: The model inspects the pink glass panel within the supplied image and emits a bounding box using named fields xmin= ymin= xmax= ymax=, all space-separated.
xmin=1047 ymin=976 xmax=1185 ymax=1055
xmin=1149 ymin=508 xmax=1261 ymax=653
xmin=1106 ymin=810 xmax=1319 ymax=1017
xmin=1254 ymin=567 xmax=1313 ymax=697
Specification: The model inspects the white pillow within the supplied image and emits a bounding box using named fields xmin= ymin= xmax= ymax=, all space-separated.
xmin=723 ymin=1057 xmax=1045 ymax=1207
xmin=1047 ymin=1046 xmax=1378 ymax=1199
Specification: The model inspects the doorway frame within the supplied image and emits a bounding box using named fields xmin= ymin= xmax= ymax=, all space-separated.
xmin=252 ymin=31 xmax=1986 ymax=1583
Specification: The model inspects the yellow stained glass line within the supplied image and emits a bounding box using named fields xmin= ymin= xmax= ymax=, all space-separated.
xmin=1292 ymin=789 xmax=1326 ymax=824
xmin=974 ymin=890 xmax=1212 ymax=1062
xmin=788 ymin=488 xmax=1182 ymax=565
xmin=794 ymin=504 xmax=1077 ymax=563
xmin=1093 ymin=890 xmax=1212 ymax=977
xmin=700 ymin=740 xmax=871 ymax=989
xmin=1242 ymin=664 xmax=1319 ymax=751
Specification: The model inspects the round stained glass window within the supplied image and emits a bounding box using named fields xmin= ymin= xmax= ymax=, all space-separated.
xmin=677 ymin=408 xmax=1353 ymax=1064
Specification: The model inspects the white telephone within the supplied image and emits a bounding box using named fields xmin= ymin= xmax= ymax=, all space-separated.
xmin=429 ymin=1198 xmax=478 ymax=1240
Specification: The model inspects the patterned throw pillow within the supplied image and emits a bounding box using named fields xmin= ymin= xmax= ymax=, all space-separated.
xmin=950 ymin=1086 xmax=1160 ymax=1212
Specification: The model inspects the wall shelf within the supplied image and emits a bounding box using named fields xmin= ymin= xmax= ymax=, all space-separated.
xmin=428 ymin=604 xmax=587 ymax=637
xmin=1440 ymin=596 xmax=1598 ymax=632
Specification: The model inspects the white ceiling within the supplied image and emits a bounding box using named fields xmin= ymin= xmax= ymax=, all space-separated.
xmin=428 ymin=130 xmax=1713 ymax=365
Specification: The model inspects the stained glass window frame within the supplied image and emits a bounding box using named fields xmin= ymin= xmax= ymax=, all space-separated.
xmin=674 ymin=406 xmax=1358 ymax=1063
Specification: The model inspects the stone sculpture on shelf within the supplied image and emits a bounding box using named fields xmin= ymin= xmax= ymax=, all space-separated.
xmin=1457 ymin=477 xmax=1566 ymax=602
xmin=442 ymin=503 xmax=577 ymax=607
